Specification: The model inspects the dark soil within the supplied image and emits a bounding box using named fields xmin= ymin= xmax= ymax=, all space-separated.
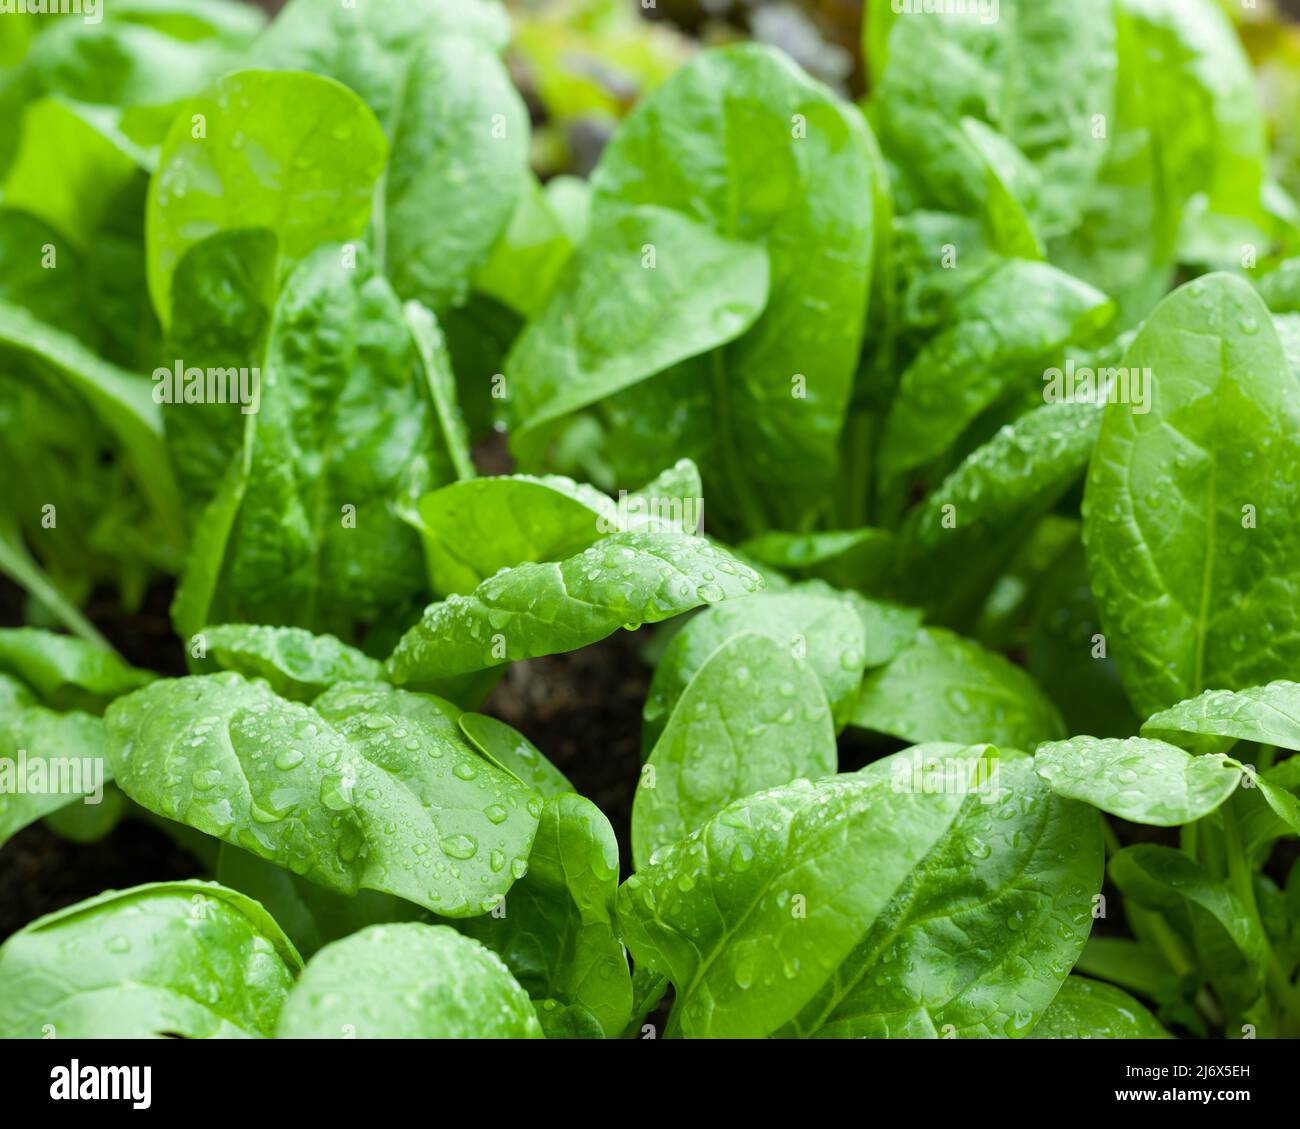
xmin=0 ymin=820 xmax=205 ymax=938
xmin=485 ymin=633 xmax=653 ymax=878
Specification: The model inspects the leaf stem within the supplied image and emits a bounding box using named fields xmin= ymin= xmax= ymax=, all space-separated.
xmin=1223 ymin=803 xmax=1300 ymax=1033
xmin=0 ymin=523 xmax=111 ymax=649
xmin=709 ymin=351 xmax=766 ymax=537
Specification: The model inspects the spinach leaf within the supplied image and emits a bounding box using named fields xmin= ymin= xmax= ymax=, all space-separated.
xmin=850 ymin=627 xmax=1066 ymax=749
xmin=632 ymin=632 xmax=837 ymax=868
xmin=146 ymin=69 xmax=387 ymax=325
xmin=252 ymin=0 xmax=527 ymax=311
xmin=894 ymin=400 xmax=1102 ymax=626
xmin=870 ymin=0 xmax=1117 ymax=237
xmin=459 ymin=792 xmax=631 ymax=1038
xmin=1035 ymin=736 xmax=1243 ymax=826
xmin=311 ymin=681 xmax=541 ymax=916
xmin=619 ymin=747 xmax=1101 ymax=1037
xmin=176 ymin=245 xmax=458 ymax=643
xmin=0 ymin=627 xmax=153 ymax=712
xmin=386 ymin=531 xmax=764 ymax=684
xmin=1031 ymin=977 xmax=1170 ymax=1038
xmin=404 ymin=459 xmax=705 ymax=599
xmin=507 ymin=205 xmax=770 ymax=447
xmin=275 ymin=923 xmax=541 ymax=1038
xmin=0 ymin=881 xmax=300 ymax=1039
xmin=737 ymin=529 xmax=897 ymax=594
xmin=1083 ymin=274 xmax=1300 ymax=716
xmin=1142 ymin=682 xmax=1300 ymax=756
xmin=1109 ymin=844 xmax=1269 ymax=1016
xmin=0 ymin=298 xmax=186 ymax=595
xmin=106 ymin=673 xmax=541 ymax=915
xmin=641 ymin=588 xmax=906 ymax=749
xmin=878 ymin=260 xmax=1112 ymax=483
xmin=0 ymin=700 xmax=109 ymax=850
xmin=510 ymin=43 xmax=876 ymax=532
xmin=198 ymin=623 xmax=383 ymax=702
xmin=457 ymin=713 xmax=574 ymax=798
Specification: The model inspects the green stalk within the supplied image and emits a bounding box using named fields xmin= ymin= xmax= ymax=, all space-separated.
xmin=709 ymin=351 xmax=766 ymax=538
xmin=0 ymin=523 xmax=110 ymax=649
xmin=1223 ymin=804 xmax=1300 ymax=1033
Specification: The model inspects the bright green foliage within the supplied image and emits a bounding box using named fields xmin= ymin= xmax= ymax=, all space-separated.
xmin=387 ymin=532 xmax=764 ymax=684
xmin=619 ymin=748 xmax=1101 ymax=1038
xmin=275 ymin=923 xmax=541 ymax=1038
xmin=0 ymin=882 xmax=300 ymax=1039
xmin=3 ymin=0 xmax=1300 ymax=1044
xmin=1084 ymin=275 xmax=1300 ymax=718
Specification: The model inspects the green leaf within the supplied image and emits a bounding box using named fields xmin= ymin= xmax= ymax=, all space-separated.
xmin=960 ymin=117 xmax=1044 ymax=260
xmin=1083 ymin=274 xmax=1300 ymax=716
xmin=1120 ymin=0 xmax=1267 ymax=264
xmin=459 ymin=793 xmax=631 ymax=1038
xmin=475 ymin=175 xmax=581 ymax=319
xmin=0 ymin=627 xmax=153 ymax=712
xmin=0 ymin=881 xmax=301 ymax=1039
xmin=632 ymin=632 xmax=837 ymax=868
xmin=878 ymin=260 xmax=1112 ymax=481
xmin=311 ymin=681 xmax=541 ymax=916
xmin=106 ymin=673 xmax=369 ymax=895
xmin=386 ymin=532 xmax=764 ymax=684
xmin=0 ymin=703 xmax=109 ymax=850
xmin=619 ymin=747 xmax=1101 ymax=1038
xmin=106 ymin=673 xmax=541 ymax=915
xmin=251 ymin=0 xmax=526 ymax=312
xmin=274 ymin=923 xmax=542 ymax=1038
xmin=24 ymin=8 xmax=261 ymax=110
xmin=187 ymin=245 xmax=457 ymax=641
xmin=508 ymin=205 xmax=770 ymax=440
xmin=1243 ymin=767 xmax=1300 ymax=838
xmin=512 ymin=43 xmax=875 ymax=529
xmin=1109 ymin=844 xmax=1268 ymax=995
xmin=199 ymin=623 xmax=383 ymax=702
xmin=1035 ymin=736 xmax=1242 ymax=825
xmin=0 ymin=298 xmax=185 ymax=563
xmin=642 ymin=588 xmax=896 ymax=750
xmin=870 ymin=0 xmax=1117 ymax=236
xmin=407 ymin=474 xmax=613 ymax=598
xmin=407 ymin=461 xmax=706 ymax=598
xmin=404 ymin=300 xmax=474 ymax=481
xmin=1142 ymin=682 xmax=1300 ymax=756
xmin=146 ymin=69 xmax=387 ymax=325
xmin=1074 ymin=936 xmax=1175 ymax=1001
xmin=457 ymin=713 xmax=573 ymax=798
xmin=737 ymin=529 xmax=897 ymax=594
xmin=3 ymin=98 xmax=142 ymax=249
xmin=895 ymin=400 xmax=1102 ymax=626
xmin=160 ymin=228 xmax=276 ymax=509
xmin=850 ymin=627 xmax=1066 ymax=749
xmin=43 ymin=782 xmax=128 ymax=845
xmin=1031 ymin=977 xmax=1171 ymax=1038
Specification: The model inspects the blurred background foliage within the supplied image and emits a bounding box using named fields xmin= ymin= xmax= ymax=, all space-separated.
xmin=243 ymin=0 xmax=1300 ymax=183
